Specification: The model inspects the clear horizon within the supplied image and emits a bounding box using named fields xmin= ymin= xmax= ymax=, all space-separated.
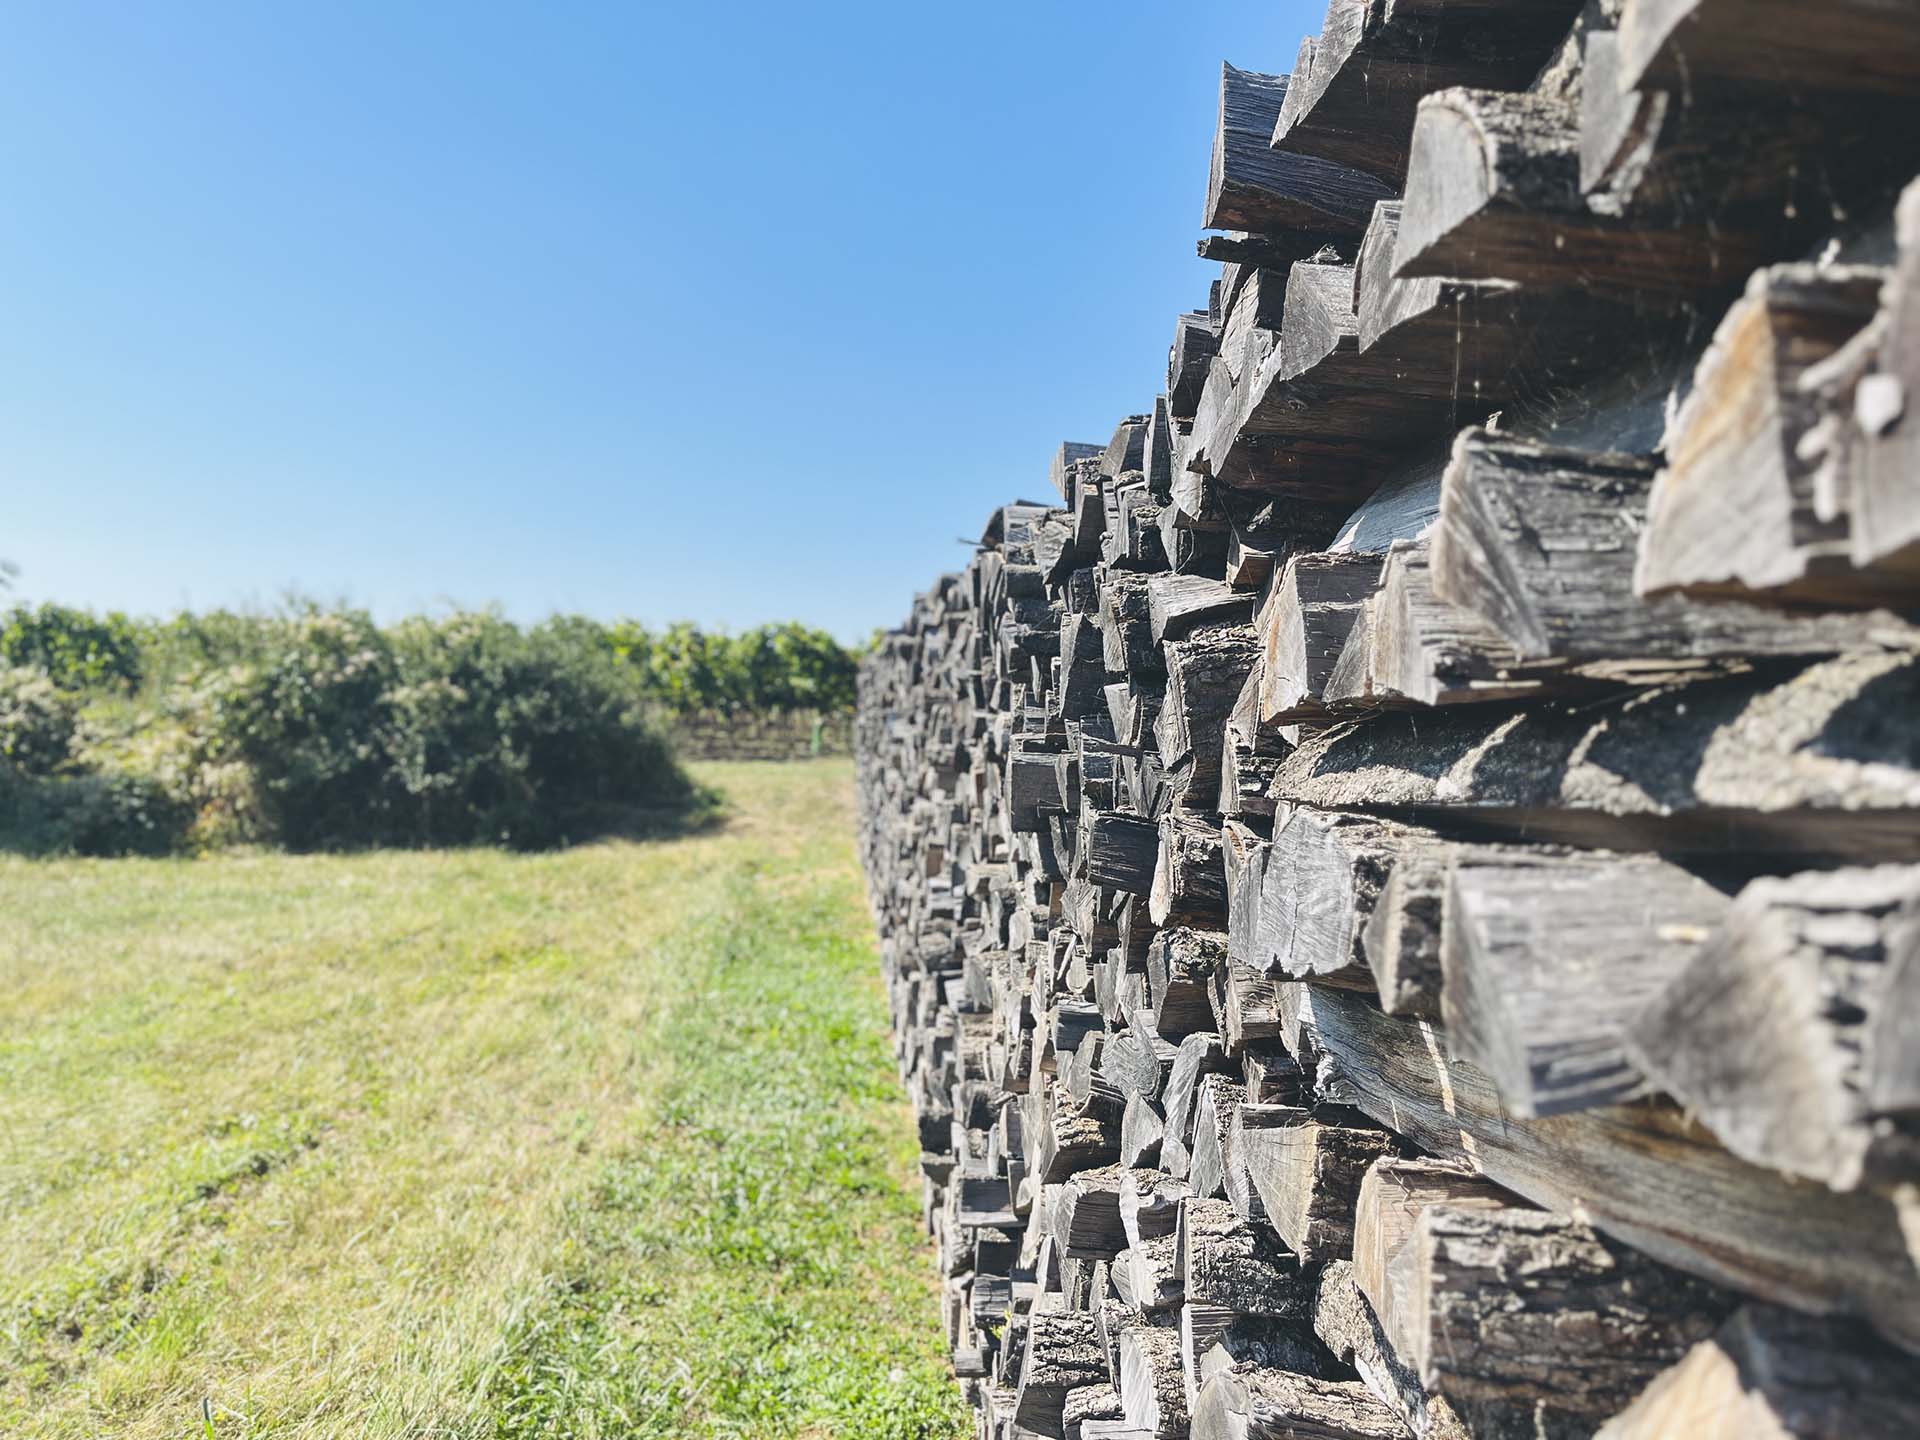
xmin=2 ymin=2 xmax=1316 ymax=643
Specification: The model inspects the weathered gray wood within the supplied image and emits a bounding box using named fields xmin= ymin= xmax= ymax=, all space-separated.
xmin=1054 ymin=441 xmax=1104 ymax=502
xmin=1270 ymin=651 xmax=1920 ymax=861
xmin=1618 ymin=0 xmax=1920 ymax=98
xmin=1284 ymin=982 xmax=1920 ymax=1352
xmin=1394 ymin=87 xmax=1774 ymax=296
xmin=1151 ymin=815 xmax=1228 ymax=929
xmin=1066 ymin=1384 xmax=1129 ymax=1436
xmin=1624 ymin=863 xmax=1920 ymax=1193
xmin=1170 ymin=312 xmax=1222 ymax=422
xmin=1031 ymin=1080 xmax=1124 ymax=1185
xmin=1184 ymin=1309 xmax=1335 ymax=1419
xmin=1149 ymin=573 xmax=1256 ymax=644
xmin=1187 ymin=1074 xmax=1246 ymax=1202
xmin=1218 ymin=267 xmax=1289 ymax=389
xmin=1204 ymin=63 xmax=1392 ymax=237
xmin=1149 ymin=928 xmax=1227 ymax=1043
xmin=1221 ymin=1100 xmax=1296 ymax=1224
xmin=1157 ymin=627 xmax=1261 ymax=812
xmin=1117 ymin=1322 xmax=1187 ymax=1438
xmin=1218 ymin=669 xmax=1284 ymax=820
xmin=1017 ymin=1308 xmax=1112 ymax=1438
xmin=1636 ymin=265 xmax=1903 ymax=608
xmin=1162 ymin=1033 xmax=1233 ymax=1149
xmin=1121 ymin=1235 xmax=1186 ymax=1317
xmin=1596 ymin=1303 xmax=1920 ymax=1440
xmin=1143 ymin=395 xmax=1183 ymax=506
xmin=1236 ymin=1107 xmax=1395 ymax=1267
xmin=1351 ymin=1158 xmax=1515 ymax=1363
xmin=1272 ymin=0 xmax=1588 ymax=183
xmin=1122 ymin=1171 xmax=1193 ymax=1249
xmin=1191 ymin=1364 xmax=1409 ymax=1440
xmin=1332 ymin=544 xmax=1557 ymax=709
xmin=1103 ymin=416 xmax=1150 ymax=481
xmin=1121 ymin=1093 xmax=1167 ymax=1170
xmin=1314 ymin=1260 xmax=1476 ymax=1440
xmin=1398 ymin=1204 xmax=1735 ymax=1425
xmin=1058 ymin=1165 xmax=1149 ymax=1261
xmin=1177 ymin=1195 xmax=1314 ymax=1321
xmin=1434 ymin=428 xmax=1911 ymax=668
xmin=1442 ymin=854 xmax=1732 ymax=1117
xmin=1251 ymin=808 xmax=1424 ymax=991
xmin=1258 ymin=552 xmax=1382 ymax=723
xmin=1847 ymin=177 xmax=1920 ymax=584
xmin=1327 ymin=453 xmax=1440 ymax=555
xmin=1084 ymin=811 xmax=1160 ymax=897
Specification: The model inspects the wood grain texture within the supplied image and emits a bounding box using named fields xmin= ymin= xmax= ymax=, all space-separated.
xmin=1204 ymin=63 xmax=1392 ymax=237
xmin=1272 ymin=0 xmax=1588 ymax=184
xmin=1441 ymin=853 xmax=1731 ymax=1117
xmin=1272 ymin=651 xmax=1920 ymax=861
xmin=1285 ymin=982 xmax=1920 ymax=1352
xmin=1624 ymin=864 xmax=1920 ymax=1193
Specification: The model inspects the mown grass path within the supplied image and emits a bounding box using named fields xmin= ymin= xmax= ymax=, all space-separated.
xmin=0 ymin=761 xmax=966 ymax=1439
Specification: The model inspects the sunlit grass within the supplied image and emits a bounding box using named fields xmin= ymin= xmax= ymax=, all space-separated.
xmin=0 ymin=760 xmax=965 ymax=1440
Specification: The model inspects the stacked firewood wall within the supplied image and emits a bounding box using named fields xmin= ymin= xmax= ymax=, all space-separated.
xmin=857 ymin=3 xmax=1920 ymax=1436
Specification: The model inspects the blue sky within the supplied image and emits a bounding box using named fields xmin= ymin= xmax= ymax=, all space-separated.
xmin=2 ymin=2 xmax=1318 ymax=640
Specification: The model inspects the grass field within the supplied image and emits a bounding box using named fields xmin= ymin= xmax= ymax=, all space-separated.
xmin=0 ymin=760 xmax=967 ymax=1440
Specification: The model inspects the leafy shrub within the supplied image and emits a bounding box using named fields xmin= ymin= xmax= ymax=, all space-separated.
xmin=0 ymin=603 xmax=868 ymax=856
xmin=203 ymin=610 xmax=698 ymax=849
xmin=0 ymin=604 xmax=143 ymax=691
xmin=0 ymin=666 xmax=78 ymax=774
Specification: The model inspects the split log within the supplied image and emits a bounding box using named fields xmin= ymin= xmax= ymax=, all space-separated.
xmin=1149 ymin=928 xmax=1228 ymax=1040
xmin=1151 ymin=816 xmax=1228 ymax=929
xmin=1121 ymin=1093 xmax=1166 ymax=1170
xmin=1183 ymin=1310 xmax=1335 ymax=1419
xmin=1161 ymin=1033 xmax=1233 ymax=1151
xmin=1350 ymin=1158 xmax=1514 ymax=1361
xmin=1122 ymin=1171 xmax=1193 ymax=1249
xmin=1169 ymin=312 xmax=1220 ymax=421
xmin=1271 ymin=0 xmax=1588 ymax=183
xmin=1017 ymin=1308 xmax=1112 ymax=1438
xmin=1286 ymin=982 xmax=1920 ymax=1351
xmin=1623 ymin=863 xmax=1920 ymax=1192
xmin=1150 ymin=575 xmax=1255 ymax=646
xmin=1313 ymin=1261 xmax=1477 ymax=1440
xmin=1394 ymin=87 xmax=1773 ymax=297
xmin=1058 ymin=1165 xmax=1147 ymax=1260
xmin=1258 ymin=553 xmax=1382 ymax=723
xmin=1270 ymin=651 xmax=1920 ymax=862
xmin=1441 ymin=853 xmax=1732 ymax=1117
xmin=1084 ymin=812 xmax=1161 ymax=896
xmin=1434 ymin=427 xmax=1911 ymax=668
xmin=1204 ymin=63 xmax=1390 ymax=238
xmin=1597 ymin=1302 xmax=1920 ymax=1440
xmin=1329 ymin=542 xmax=1588 ymax=708
xmin=1617 ymin=0 xmax=1920 ymax=98
xmin=1186 ymin=1075 xmax=1247 ymax=1202
xmin=1251 ymin=809 xmax=1416 ymax=991
xmin=1157 ymin=627 xmax=1261 ymax=807
xmin=1845 ymin=177 xmax=1920 ymax=583
xmin=1117 ymin=1322 xmax=1188 ymax=1438
xmin=1177 ymin=1196 xmax=1313 ymax=1321
xmin=1635 ymin=264 xmax=1910 ymax=608
xmin=1394 ymin=1203 xmax=1735 ymax=1426
xmin=1054 ymin=442 xmax=1104 ymax=502
xmin=1191 ymin=1365 xmax=1408 ymax=1440
xmin=1235 ymin=1107 xmax=1396 ymax=1267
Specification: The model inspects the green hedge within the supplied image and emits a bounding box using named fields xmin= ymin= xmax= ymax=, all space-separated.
xmin=0 ymin=606 xmax=863 ymax=855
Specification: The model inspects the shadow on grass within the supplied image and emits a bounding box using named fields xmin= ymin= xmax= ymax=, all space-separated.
xmin=0 ymin=767 xmax=730 ymax=860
